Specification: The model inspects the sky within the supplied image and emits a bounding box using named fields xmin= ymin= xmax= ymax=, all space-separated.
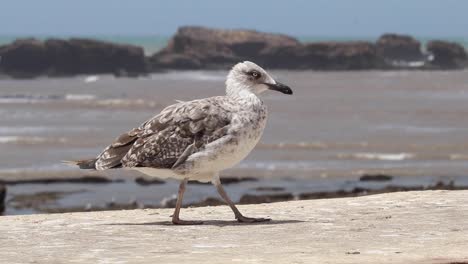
xmin=1 ymin=0 xmax=467 ymax=37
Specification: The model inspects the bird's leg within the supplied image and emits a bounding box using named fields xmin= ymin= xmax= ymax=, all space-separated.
xmin=213 ymin=175 xmax=270 ymax=223
xmin=172 ymin=178 xmax=203 ymax=225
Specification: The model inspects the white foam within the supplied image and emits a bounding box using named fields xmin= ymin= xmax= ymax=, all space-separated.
xmin=345 ymin=152 xmax=414 ymax=161
xmin=65 ymin=94 xmax=97 ymax=101
xmin=84 ymin=75 xmax=99 ymax=83
xmin=0 ymin=136 xmax=67 ymax=144
xmin=0 ymin=126 xmax=100 ymax=135
xmin=150 ymin=71 xmax=225 ymax=82
xmin=374 ymin=124 xmax=466 ymax=134
xmin=0 ymin=126 xmax=49 ymax=135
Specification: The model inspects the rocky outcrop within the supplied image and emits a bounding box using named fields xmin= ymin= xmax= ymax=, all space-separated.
xmin=0 ymin=184 xmax=5 ymax=214
xmin=1 ymin=28 xmax=467 ymax=76
xmin=0 ymin=38 xmax=147 ymax=78
xmin=427 ymin=40 xmax=468 ymax=69
xmin=149 ymin=26 xmax=300 ymax=70
xmin=376 ymin=34 xmax=425 ymax=66
xmin=261 ymin=41 xmax=381 ymax=70
xmin=0 ymin=39 xmax=49 ymax=77
xmin=150 ymin=27 xmax=414 ymax=71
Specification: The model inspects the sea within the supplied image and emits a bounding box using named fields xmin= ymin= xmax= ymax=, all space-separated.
xmin=1 ymin=35 xmax=468 ymax=215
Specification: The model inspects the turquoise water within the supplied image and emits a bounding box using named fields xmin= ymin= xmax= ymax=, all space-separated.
xmin=1 ymin=35 xmax=467 ymax=55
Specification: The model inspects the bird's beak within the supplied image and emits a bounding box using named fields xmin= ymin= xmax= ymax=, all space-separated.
xmin=264 ymin=82 xmax=293 ymax=95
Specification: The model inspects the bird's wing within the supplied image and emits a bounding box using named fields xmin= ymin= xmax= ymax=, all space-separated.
xmin=94 ymin=97 xmax=232 ymax=170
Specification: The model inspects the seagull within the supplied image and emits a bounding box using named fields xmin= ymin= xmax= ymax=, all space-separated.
xmin=68 ymin=61 xmax=293 ymax=225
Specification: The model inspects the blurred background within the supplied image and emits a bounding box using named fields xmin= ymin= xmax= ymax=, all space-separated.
xmin=1 ymin=0 xmax=468 ymax=215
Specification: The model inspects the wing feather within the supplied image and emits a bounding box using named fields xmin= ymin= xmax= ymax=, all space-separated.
xmin=94 ymin=97 xmax=231 ymax=171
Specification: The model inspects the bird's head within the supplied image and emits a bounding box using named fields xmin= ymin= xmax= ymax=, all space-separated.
xmin=226 ymin=61 xmax=293 ymax=97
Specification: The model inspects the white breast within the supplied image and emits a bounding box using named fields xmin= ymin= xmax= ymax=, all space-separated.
xmin=189 ymin=105 xmax=268 ymax=174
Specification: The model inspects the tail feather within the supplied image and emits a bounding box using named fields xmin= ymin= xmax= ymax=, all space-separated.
xmin=62 ymin=158 xmax=97 ymax=170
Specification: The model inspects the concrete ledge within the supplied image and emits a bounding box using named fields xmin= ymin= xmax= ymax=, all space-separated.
xmin=1 ymin=190 xmax=467 ymax=264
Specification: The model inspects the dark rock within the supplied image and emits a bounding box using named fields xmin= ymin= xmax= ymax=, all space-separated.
xmin=299 ymin=181 xmax=464 ymax=200
xmin=220 ymin=176 xmax=258 ymax=185
xmin=427 ymin=40 xmax=468 ymax=69
xmin=149 ymin=26 xmax=300 ymax=70
xmin=0 ymin=184 xmax=5 ymax=214
xmin=359 ymin=174 xmax=393 ymax=182
xmin=262 ymin=41 xmax=381 ymax=70
xmin=376 ymin=34 xmax=424 ymax=64
xmin=254 ymin=186 xmax=286 ymax=192
xmin=0 ymin=39 xmax=49 ymax=77
xmin=187 ymin=197 xmax=224 ymax=207
xmin=150 ymin=53 xmax=203 ymax=70
xmin=62 ymin=38 xmax=147 ymax=75
xmin=188 ymin=176 xmax=258 ymax=185
xmin=0 ymin=176 xmax=117 ymax=185
xmin=150 ymin=26 xmax=383 ymax=70
xmin=135 ymin=177 xmax=165 ymax=186
xmin=0 ymin=38 xmax=147 ymax=78
xmin=239 ymin=193 xmax=294 ymax=204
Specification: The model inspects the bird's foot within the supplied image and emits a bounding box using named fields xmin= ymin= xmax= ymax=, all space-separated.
xmin=172 ymin=218 xmax=204 ymax=225
xmin=236 ymin=215 xmax=271 ymax=223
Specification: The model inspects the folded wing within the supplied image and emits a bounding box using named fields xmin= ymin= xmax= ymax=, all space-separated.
xmin=94 ymin=97 xmax=231 ymax=171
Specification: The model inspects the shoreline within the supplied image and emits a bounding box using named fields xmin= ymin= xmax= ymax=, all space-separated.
xmin=3 ymin=172 xmax=468 ymax=215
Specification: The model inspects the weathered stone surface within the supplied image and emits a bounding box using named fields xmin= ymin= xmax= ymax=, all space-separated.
xmin=0 ymin=190 xmax=467 ymax=263
xmin=0 ymin=38 xmax=147 ymax=77
xmin=427 ymin=40 xmax=468 ymax=69
xmin=376 ymin=33 xmax=424 ymax=64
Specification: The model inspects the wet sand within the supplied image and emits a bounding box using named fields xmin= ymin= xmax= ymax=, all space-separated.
xmin=1 ymin=70 xmax=468 ymax=214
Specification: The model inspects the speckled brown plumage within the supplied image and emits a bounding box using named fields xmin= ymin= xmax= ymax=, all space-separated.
xmin=94 ymin=97 xmax=232 ymax=171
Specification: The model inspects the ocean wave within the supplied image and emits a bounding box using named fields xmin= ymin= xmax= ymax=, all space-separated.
xmin=150 ymin=71 xmax=225 ymax=82
xmin=337 ymin=152 xmax=414 ymax=161
xmin=0 ymin=94 xmax=96 ymax=103
xmin=0 ymin=126 xmax=50 ymax=135
xmin=0 ymin=126 xmax=100 ymax=135
xmin=373 ymin=124 xmax=467 ymax=134
xmin=257 ymin=141 xmax=370 ymax=150
xmin=237 ymin=160 xmax=321 ymax=171
xmin=84 ymin=75 xmax=99 ymax=83
xmin=0 ymin=94 xmax=62 ymax=103
xmin=0 ymin=136 xmax=67 ymax=145
xmin=257 ymin=142 xmax=328 ymax=150
xmin=64 ymin=94 xmax=97 ymax=101
xmin=90 ymin=99 xmax=159 ymax=108
xmin=0 ymin=94 xmax=160 ymax=108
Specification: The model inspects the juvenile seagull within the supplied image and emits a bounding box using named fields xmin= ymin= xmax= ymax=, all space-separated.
xmin=70 ymin=61 xmax=292 ymax=224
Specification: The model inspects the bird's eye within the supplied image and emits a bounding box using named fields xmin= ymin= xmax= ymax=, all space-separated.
xmin=250 ymin=71 xmax=261 ymax=79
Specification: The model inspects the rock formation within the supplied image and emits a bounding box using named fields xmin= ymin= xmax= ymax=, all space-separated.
xmin=376 ymin=33 xmax=425 ymax=66
xmin=149 ymin=26 xmax=300 ymax=70
xmin=0 ymin=38 xmax=147 ymax=78
xmin=261 ymin=41 xmax=381 ymax=70
xmin=427 ymin=40 xmax=468 ymax=69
